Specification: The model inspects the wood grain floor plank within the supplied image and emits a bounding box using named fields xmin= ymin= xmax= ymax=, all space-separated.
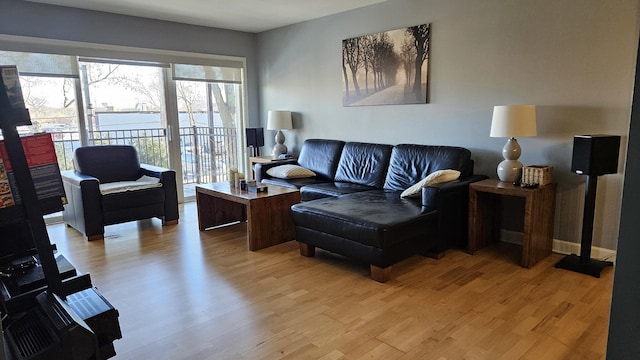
xmin=44 ymin=202 xmax=612 ymax=359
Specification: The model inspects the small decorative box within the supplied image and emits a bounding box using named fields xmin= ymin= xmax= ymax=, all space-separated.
xmin=522 ymin=165 xmax=553 ymax=186
xmin=248 ymin=185 xmax=268 ymax=193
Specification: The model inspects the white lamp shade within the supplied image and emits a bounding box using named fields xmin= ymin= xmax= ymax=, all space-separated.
xmin=267 ymin=110 xmax=293 ymax=130
xmin=490 ymin=105 xmax=537 ymax=138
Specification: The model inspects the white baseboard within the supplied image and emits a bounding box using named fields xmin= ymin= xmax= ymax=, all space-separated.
xmin=499 ymin=230 xmax=616 ymax=263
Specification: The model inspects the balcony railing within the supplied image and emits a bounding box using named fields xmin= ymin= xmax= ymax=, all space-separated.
xmin=49 ymin=126 xmax=238 ymax=184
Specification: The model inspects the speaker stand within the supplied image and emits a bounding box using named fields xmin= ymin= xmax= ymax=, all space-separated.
xmin=555 ymin=175 xmax=613 ymax=278
xmin=248 ymin=146 xmax=261 ymax=157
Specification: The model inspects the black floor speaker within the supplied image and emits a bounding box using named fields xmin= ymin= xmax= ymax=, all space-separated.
xmin=571 ymin=135 xmax=620 ymax=176
xmin=556 ymin=134 xmax=620 ymax=277
xmin=246 ymin=127 xmax=264 ymax=156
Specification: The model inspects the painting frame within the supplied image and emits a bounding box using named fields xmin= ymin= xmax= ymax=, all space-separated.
xmin=342 ymin=23 xmax=431 ymax=107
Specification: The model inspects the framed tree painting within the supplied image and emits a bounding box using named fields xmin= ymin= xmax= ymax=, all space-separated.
xmin=342 ymin=23 xmax=430 ymax=106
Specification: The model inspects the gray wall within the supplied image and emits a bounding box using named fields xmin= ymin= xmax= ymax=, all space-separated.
xmin=0 ymin=0 xmax=260 ymax=127
xmin=0 ymin=0 xmax=637 ymax=251
xmin=258 ymin=0 xmax=639 ymax=250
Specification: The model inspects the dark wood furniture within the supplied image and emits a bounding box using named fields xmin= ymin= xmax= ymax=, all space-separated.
xmin=196 ymin=182 xmax=300 ymax=250
xmin=249 ymin=155 xmax=280 ymax=164
xmin=468 ymin=179 xmax=557 ymax=268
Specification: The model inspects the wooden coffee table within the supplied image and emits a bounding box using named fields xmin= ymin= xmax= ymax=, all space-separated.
xmin=195 ymin=182 xmax=301 ymax=251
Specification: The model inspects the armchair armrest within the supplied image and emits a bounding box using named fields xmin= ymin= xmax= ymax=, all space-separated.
xmin=140 ymin=164 xmax=179 ymax=222
xmin=60 ymin=170 xmax=100 ymax=187
xmin=140 ymin=163 xmax=174 ymax=182
xmin=61 ymin=170 xmax=103 ymax=238
xmin=421 ymin=174 xmax=489 ymax=253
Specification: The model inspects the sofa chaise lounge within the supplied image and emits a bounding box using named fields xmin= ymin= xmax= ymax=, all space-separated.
xmin=256 ymin=139 xmax=487 ymax=282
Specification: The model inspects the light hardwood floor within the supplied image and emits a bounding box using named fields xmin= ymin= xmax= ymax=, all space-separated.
xmin=46 ymin=202 xmax=613 ymax=360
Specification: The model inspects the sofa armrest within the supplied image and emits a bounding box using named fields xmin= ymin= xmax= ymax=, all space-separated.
xmin=140 ymin=164 xmax=179 ymax=222
xmin=421 ymin=174 xmax=489 ymax=253
xmin=421 ymin=175 xmax=488 ymax=208
xmin=254 ymin=159 xmax=298 ymax=183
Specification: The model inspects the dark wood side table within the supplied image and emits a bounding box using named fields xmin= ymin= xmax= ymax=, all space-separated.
xmin=249 ymin=155 xmax=296 ymax=164
xmin=249 ymin=155 xmax=278 ymax=165
xmin=468 ymin=179 xmax=557 ymax=268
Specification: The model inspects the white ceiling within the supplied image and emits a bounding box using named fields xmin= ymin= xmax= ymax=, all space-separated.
xmin=28 ymin=0 xmax=388 ymax=33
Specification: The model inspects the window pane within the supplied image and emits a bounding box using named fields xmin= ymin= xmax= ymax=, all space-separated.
xmin=0 ymin=50 xmax=79 ymax=77
xmin=80 ymin=61 xmax=168 ymax=168
xmin=18 ymin=76 xmax=80 ymax=171
xmin=173 ymin=63 xmax=242 ymax=84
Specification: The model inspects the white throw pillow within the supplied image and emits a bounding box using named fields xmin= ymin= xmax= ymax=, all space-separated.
xmin=266 ymin=164 xmax=316 ymax=179
xmin=400 ymin=170 xmax=461 ymax=198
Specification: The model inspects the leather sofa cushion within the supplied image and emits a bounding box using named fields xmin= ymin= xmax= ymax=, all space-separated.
xmin=384 ymin=144 xmax=472 ymax=191
xmin=74 ymin=145 xmax=142 ymax=183
xmin=261 ymin=176 xmax=331 ymax=189
xmin=300 ymin=182 xmax=377 ymax=201
xmin=291 ymin=190 xmax=437 ymax=249
xmin=334 ymin=142 xmax=393 ymax=188
xmin=297 ymin=139 xmax=345 ymax=180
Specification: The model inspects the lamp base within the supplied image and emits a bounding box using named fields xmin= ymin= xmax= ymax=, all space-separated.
xmin=272 ymin=143 xmax=287 ymax=157
xmin=272 ymin=130 xmax=287 ymax=157
xmin=497 ymin=159 xmax=522 ymax=182
xmin=496 ymin=137 xmax=523 ymax=182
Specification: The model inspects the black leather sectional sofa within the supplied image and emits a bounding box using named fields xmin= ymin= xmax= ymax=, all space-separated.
xmin=256 ymin=139 xmax=487 ymax=282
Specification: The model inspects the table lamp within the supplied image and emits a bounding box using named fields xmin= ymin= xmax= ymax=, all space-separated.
xmin=489 ymin=105 xmax=537 ymax=182
xmin=267 ymin=110 xmax=292 ymax=157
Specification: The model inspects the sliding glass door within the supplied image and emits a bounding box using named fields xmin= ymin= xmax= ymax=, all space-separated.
xmin=173 ymin=63 xmax=244 ymax=199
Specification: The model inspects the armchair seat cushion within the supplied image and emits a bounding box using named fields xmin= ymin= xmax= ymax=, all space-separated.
xmin=99 ymin=175 xmax=162 ymax=195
